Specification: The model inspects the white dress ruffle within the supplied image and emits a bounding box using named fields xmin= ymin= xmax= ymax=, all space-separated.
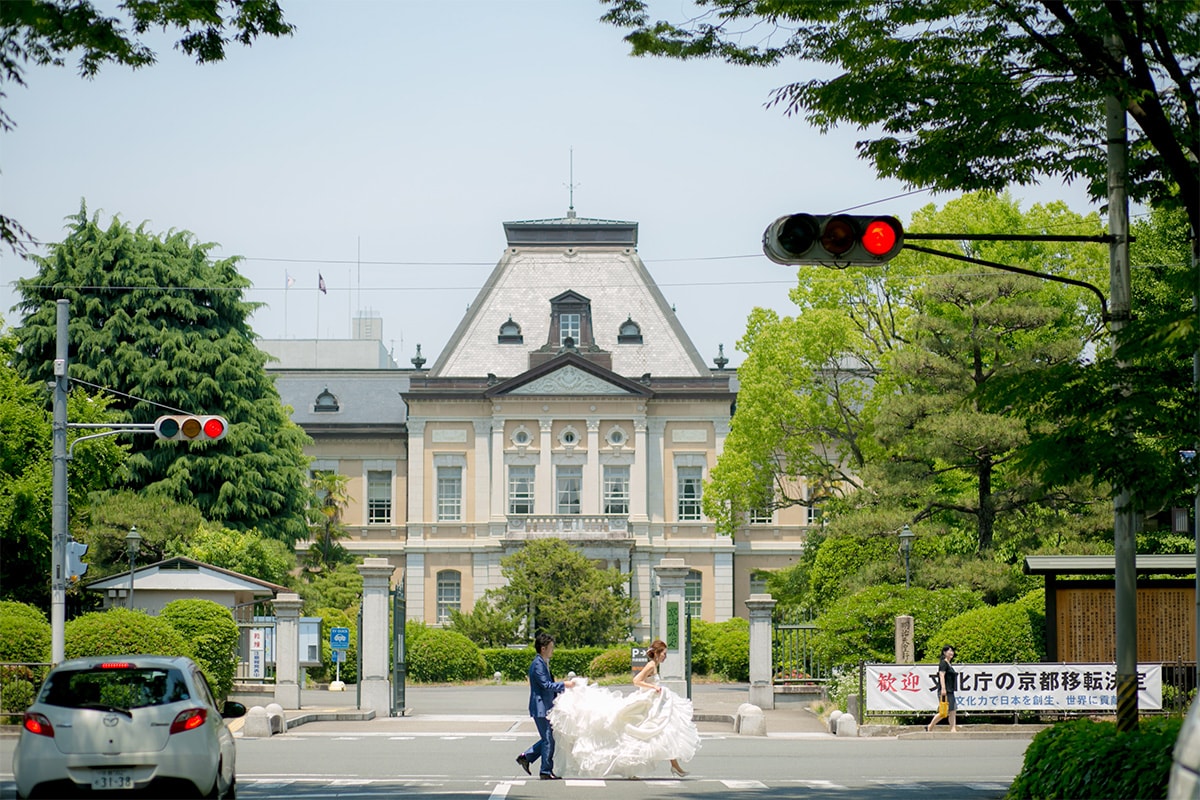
xmin=549 ymin=676 xmax=700 ymax=778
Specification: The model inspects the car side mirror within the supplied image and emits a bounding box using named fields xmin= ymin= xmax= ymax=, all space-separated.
xmin=221 ymin=701 xmax=247 ymax=719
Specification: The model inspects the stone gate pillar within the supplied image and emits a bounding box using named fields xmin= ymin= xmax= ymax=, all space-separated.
xmin=358 ymin=558 xmax=394 ymax=716
xmin=746 ymin=593 xmax=777 ymax=709
xmin=272 ymin=593 xmax=303 ymax=709
xmin=653 ymin=557 xmax=689 ymax=698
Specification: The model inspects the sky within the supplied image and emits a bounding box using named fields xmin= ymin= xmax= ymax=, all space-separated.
xmin=0 ymin=1 xmax=1099 ymax=370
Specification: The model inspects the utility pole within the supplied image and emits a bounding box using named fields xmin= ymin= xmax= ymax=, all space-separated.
xmin=51 ymin=299 xmax=69 ymax=664
xmin=1106 ymin=36 xmax=1138 ymax=733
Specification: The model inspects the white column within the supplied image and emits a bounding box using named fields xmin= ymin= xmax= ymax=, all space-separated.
xmin=714 ymin=551 xmax=734 ymax=621
xmin=537 ymin=417 xmax=554 ymax=514
xmin=746 ymin=593 xmax=777 ymax=709
xmin=631 ymin=417 xmax=648 ymax=523
xmin=357 ymin=558 xmax=394 ymax=716
xmin=491 ymin=414 xmax=506 ymax=523
xmin=473 ymin=419 xmax=490 ymax=527
xmin=272 ymin=593 xmax=303 ymax=709
xmin=407 ymin=420 xmax=426 ymax=539
xmin=653 ymin=557 xmax=690 ymax=698
xmin=583 ymin=417 xmax=600 ymax=515
xmin=406 ymin=553 xmax=425 ymax=623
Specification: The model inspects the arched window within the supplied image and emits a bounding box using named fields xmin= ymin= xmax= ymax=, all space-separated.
xmin=617 ymin=316 xmax=643 ymax=344
xmin=436 ymin=570 xmax=462 ymax=624
xmin=313 ymin=387 xmax=339 ymax=412
xmin=498 ymin=316 xmax=523 ymax=344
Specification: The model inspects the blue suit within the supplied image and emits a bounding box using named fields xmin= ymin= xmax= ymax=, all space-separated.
xmin=521 ymin=653 xmax=565 ymax=776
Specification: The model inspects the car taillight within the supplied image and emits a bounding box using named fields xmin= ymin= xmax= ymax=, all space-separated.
xmin=169 ymin=708 xmax=207 ymax=734
xmin=23 ymin=712 xmax=54 ymax=737
xmin=99 ymin=662 xmax=132 ymax=669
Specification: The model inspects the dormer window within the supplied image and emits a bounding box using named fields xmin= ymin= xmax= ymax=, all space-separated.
xmin=559 ymin=313 xmax=580 ymax=347
xmin=617 ymin=316 xmax=643 ymax=344
xmin=314 ymin=387 xmax=339 ymax=413
xmin=498 ymin=316 xmax=523 ymax=344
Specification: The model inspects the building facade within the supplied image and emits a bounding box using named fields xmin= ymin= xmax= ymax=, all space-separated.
xmin=265 ymin=211 xmax=811 ymax=638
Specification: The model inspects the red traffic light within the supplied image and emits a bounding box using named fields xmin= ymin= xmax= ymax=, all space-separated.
xmin=154 ymin=415 xmax=228 ymax=442
xmin=763 ymin=213 xmax=904 ymax=266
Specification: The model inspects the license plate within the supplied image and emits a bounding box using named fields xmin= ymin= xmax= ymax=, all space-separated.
xmin=91 ymin=769 xmax=134 ymax=790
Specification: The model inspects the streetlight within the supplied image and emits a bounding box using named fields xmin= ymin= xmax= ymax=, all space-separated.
xmin=898 ymin=524 xmax=915 ymax=589
xmin=125 ymin=526 xmax=141 ymax=610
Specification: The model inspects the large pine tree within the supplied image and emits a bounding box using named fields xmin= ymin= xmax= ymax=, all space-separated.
xmin=13 ymin=205 xmax=312 ymax=543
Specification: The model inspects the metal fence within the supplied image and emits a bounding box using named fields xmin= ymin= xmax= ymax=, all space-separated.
xmin=773 ymin=623 xmax=831 ymax=684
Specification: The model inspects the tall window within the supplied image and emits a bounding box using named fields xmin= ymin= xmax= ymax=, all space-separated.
xmin=437 ymin=466 xmax=462 ymax=521
xmin=603 ymin=466 xmax=630 ymax=514
xmin=560 ymin=312 xmax=581 ymax=346
xmin=685 ymin=570 xmax=702 ymax=618
xmin=436 ymin=570 xmax=461 ymax=624
xmin=367 ymin=470 xmax=392 ymax=524
xmin=509 ymin=466 xmax=535 ymax=514
xmin=677 ymin=466 xmax=703 ymax=520
xmin=556 ymin=465 xmax=582 ymax=514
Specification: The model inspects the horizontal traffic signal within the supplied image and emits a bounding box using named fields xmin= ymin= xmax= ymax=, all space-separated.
xmin=763 ymin=213 xmax=904 ymax=267
xmin=154 ymin=415 xmax=228 ymax=442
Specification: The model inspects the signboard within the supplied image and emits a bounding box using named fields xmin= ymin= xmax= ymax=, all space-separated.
xmin=865 ymin=663 xmax=1163 ymax=713
xmin=631 ymin=645 xmax=649 ymax=676
xmin=249 ymin=628 xmax=265 ymax=680
xmin=330 ymin=626 xmax=350 ymax=650
xmin=331 ymin=649 xmax=345 ymax=664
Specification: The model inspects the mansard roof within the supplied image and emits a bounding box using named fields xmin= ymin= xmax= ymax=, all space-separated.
xmin=430 ymin=211 xmax=711 ymax=379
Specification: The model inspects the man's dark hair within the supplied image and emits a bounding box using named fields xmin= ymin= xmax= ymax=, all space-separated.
xmin=535 ymin=633 xmax=555 ymax=654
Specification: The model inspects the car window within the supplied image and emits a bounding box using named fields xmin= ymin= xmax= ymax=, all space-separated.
xmin=39 ymin=667 xmax=191 ymax=710
xmin=191 ymin=668 xmax=217 ymax=709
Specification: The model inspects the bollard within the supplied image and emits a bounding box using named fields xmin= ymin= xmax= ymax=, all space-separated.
xmin=735 ymin=702 xmax=767 ymax=736
xmin=242 ymin=706 xmax=273 ymax=738
xmin=835 ymin=713 xmax=858 ymax=737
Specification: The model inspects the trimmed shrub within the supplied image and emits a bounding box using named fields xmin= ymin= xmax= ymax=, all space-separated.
xmin=1006 ymin=716 xmax=1182 ymax=800
xmin=709 ymin=617 xmax=750 ymax=682
xmin=930 ymin=600 xmax=1044 ymax=664
xmin=64 ymin=608 xmax=189 ymax=660
xmin=1 ymin=679 xmax=36 ymax=715
xmin=0 ymin=603 xmax=51 ymax=664
xmin=589 ymin=646 xmax=633 ymax=677
xmin=482 ymin=648 xmax=534 ymax=682
xmin=159 ymin=600 xmax=240 ymax=700
xmin=407 ymin=629 xmax=487 ymax=683
xmin=689 ymin=619 xmax=721 ymax=675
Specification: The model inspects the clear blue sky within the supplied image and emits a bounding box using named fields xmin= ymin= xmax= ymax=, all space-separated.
xmin=1 ymin=1 xmax=1097 ymax=368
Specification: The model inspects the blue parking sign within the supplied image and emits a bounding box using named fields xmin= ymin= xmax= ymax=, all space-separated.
xmin=330 ymin=626 xmax=350 ymax=650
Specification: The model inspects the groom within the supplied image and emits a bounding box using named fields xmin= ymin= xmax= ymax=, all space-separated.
xmin=516 ymin=632 xmax=569 ymax=780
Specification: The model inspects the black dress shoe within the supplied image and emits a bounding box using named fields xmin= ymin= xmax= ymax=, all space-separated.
xmin=515 ymin=754 xmax=531 ymax=775
xmin=539 ymin=773 xmax=561 ymax=780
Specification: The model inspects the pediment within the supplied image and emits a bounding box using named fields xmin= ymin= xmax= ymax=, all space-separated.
xmin=486 ymin=352 xmax=652 ymax=398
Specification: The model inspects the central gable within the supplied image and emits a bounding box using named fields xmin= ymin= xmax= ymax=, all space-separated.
xmin=486 ymin=352 xmax=652 ymax=398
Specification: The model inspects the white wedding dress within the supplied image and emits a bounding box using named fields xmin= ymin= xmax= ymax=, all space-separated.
xmin=548 ymin=676 xmax=701 ymax=778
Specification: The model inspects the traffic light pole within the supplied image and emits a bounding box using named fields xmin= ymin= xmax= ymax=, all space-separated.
xmin=51 ymin=301 xmax=69 ymax=664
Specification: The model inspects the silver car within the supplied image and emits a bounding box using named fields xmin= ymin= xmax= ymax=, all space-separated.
xmin=1171 ymin=695 xmax=1200 ymax=800
xmin=12 ymin=655 xmax=246 ymax=798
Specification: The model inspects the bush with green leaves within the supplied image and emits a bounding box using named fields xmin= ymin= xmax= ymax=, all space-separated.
xmin=407 ymin=628 xmax=487 ymax=683
xmin=1006 ymin=716 xmax=1182 ymax=800
xmin=708 ymin=617 xmax=750 ymax=681
xmin=812 ymin=585 xmax=982 ymax=668
xmin=930 ymin=594 xmax=1045 ymax=664
xmin=826 ymin=668 xmax=862 ymax=714
xmin=159 ymin=599 xmax=239 ymax=700
xmin=481 ymin=648 xmax=534 ymax=681
xmin=0 ymin=601 xmax=50 ymax=665
xmin=589 ymin=646 xmax=633 ymax=677
xmin=448 ymin=597 xmax=519 ymax=648
xmin=64 ymin=608 xmax=189 ymax=660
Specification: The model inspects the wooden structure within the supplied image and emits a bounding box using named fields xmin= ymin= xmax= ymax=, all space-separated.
xmin=1023 ymin=554 xmax=1196 ymax=662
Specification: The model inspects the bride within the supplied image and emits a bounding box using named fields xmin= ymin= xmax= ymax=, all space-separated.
xmin=548 ymin=639 xmax=700 ymax=779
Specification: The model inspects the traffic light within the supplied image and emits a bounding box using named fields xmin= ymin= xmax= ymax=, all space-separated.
xmin=66 ymin=540 xmax=89 ymax=580
xmin=154 ymin=415 xmax=228 ymax=442
xmin=763 ymin=213 xmax=904 ymax=267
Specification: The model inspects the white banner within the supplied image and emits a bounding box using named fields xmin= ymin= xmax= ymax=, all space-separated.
xmin=865 ymin=663 xmax=1163 ymax=713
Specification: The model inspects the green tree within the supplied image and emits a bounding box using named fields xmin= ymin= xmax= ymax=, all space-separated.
xmin=78 ymin=490 xmax=205 ymax=580
xmin=601 ymin=1 xmax=1198 ymax=241
xmin=1 ymin=322 xmax=126 ymax=605
xmin=489 ymin=538 xmax=637 ymax=647
xmin=0 ymin=0 xmax=293 ymax=252
xmin=173 ymin=522 xmax=296 ymax=587
xmin=307 ymin=471 xmax=352 ymax=572
xmin=298 ymin=563 xmax=362 ymax=615
xmin=12 ymin=206 xmax=314 ymax=544
xmin=448 ymin=597 xmax=520 ymax=648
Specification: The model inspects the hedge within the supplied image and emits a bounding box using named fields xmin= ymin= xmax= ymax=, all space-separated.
xmin=64 ymin=608 xmax=190 ymax=660
xmin=159 ymin=599 xmax=240 ymax=701
xmin=1006 ymin=716 xmax=1183 ymax=800
xmin=407 ymin=629 xmax=487 ymax=683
